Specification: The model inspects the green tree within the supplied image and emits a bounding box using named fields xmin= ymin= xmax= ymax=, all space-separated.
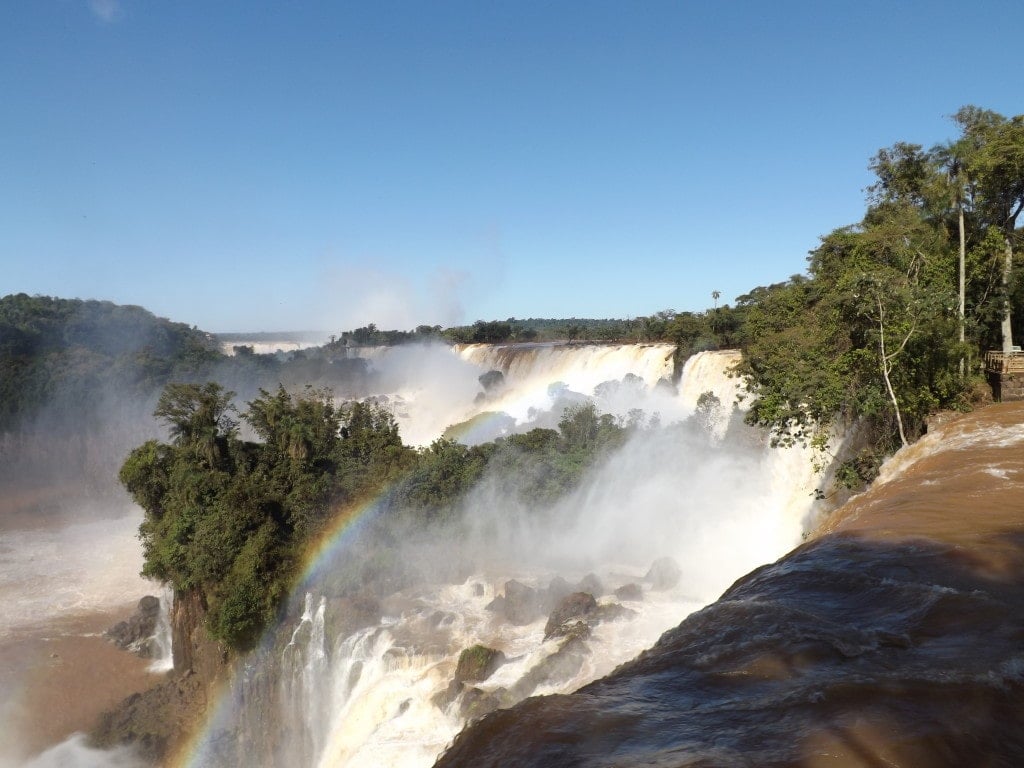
xmin=956 ymin=107 xmax=1024 ymax=353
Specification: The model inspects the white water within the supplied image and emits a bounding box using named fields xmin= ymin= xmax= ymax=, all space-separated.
xmin=14 ymin=734 xmax=143 ymax=768
xmin=0 ymin=344 xmax=838 ymax=768
xmin=0 ymin=511 xmax=150 ymax=640
xmin=212 ymin=346 xmax=835 ymax=768
xmin=346 ymin=342 xmax=727 ymax=446
xmin=147 ymin=588 xmax=174 ymax=673
xmin=0 ymin=502 xmax=174 ymax=767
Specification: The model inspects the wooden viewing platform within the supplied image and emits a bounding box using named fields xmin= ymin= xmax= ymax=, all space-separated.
xmin=985 ymin=349 xmax=1024 ymax=401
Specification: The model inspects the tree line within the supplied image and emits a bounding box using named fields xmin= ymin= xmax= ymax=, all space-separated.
xmin=736 ymin=106 xmax=1023 ymax=470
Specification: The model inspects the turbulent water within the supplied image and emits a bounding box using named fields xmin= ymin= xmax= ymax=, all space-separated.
xmin=343 ymin=342 xmax=690 ymax=446
xmin=0 ymin=503 xmax=172 ymax=767
xmin=189 ymin=344 xmax=833 ymax=768
xmin=435 ymin=403 xmax=1024 ymax=768
xmin=22 ymin=341 xmax=995 ymax=768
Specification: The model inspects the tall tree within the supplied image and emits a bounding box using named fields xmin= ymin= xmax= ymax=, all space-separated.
xmin=956 ymin=107 xmax=1024 ymax=354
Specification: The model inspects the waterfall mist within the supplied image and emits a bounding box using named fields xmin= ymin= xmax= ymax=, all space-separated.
xmin=187 ymin=345 xmax=830 ymax=768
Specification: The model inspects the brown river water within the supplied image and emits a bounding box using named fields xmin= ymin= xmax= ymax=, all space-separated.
xmin=435 ymin=402 xmax=1024 ymax=767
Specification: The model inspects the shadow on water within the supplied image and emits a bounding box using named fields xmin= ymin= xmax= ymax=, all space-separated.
xmin=435 ymin=531 xmax=1024 ymax=768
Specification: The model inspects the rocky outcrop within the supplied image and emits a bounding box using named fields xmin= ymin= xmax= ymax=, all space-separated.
xmin=171 ymin=588 xmax=227 ymax=680
xmin=91 ymin=670 xmax=206 ymax=763
xmin=433 ymin=645 xmax=507 ymax=711
xmin=544 ymin=592 xmax=598 ymax=639
xmin=92 ymin=588 xmax=230 ymax=764
xmin=478 ymin=370 xmax=506 ymax=394
xmin=644 ymin=556 xmax=682 ymax=590
xmin=486 ymin=580 xmax=546 ymax=625
xmin=614 ymin=583 xmax=643 ymax=601
xmin=487 ymin=575 xmax=613 ymax=628
xmin=105 ymin=595 xmax=161 ymax=657
xmin=455 ymin=645 xmax=507 ymax=683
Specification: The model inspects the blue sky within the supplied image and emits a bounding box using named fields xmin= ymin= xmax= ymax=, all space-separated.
xmin=3 ymin=1 xmax=1022 ymax=332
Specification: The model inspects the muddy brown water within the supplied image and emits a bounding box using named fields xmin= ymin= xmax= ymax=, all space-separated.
xmin=435 ymin=403 xmax=1024 ymax=767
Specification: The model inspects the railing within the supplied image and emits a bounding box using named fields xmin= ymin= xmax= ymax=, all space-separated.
xmin=985 ymin=349 xmax=1024 ymax=374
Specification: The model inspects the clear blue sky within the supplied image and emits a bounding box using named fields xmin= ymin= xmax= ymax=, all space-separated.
xmin=3 ymin=1 xmax=1022 ymax=332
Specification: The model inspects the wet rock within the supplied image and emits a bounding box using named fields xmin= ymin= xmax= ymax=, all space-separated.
xmin=576 ymin=573 xmax=605 ymax=596
xmin=594 ymin=603 xmax=638 ymax=624
xmin=487 ymin=580 xmax=545 ymax=626
xmin=615 ymin=583 xmax=644 ymax=601
xmin=479 ymin=370 xmax=506 ymax=393
xmin=455 ymin=645 xmax=507 ymax=684
xmin=644 ymin=557 xmax=682 ymax=591
xmin=485 ymin=594 xmax=507 ymax=614
xmin=91 ymin=669 xmax=205 ymax=763
xmin=459 ymin=686 xmax=510 ymax=721
xmin=428 ymin=610 xmax=457 ymax=629
xmin=509 ymin=632 xmax=589 ymax=700
xmin=545 ymin=592 xmax=598 ymax=640
xmin=326 ymin=594 xmax=381 ymax=639
xmin=433 ymin=645 xmax=507 ymax=711
xmin=106 ymin=595 xmax=161 ymax=656
xmin=545 ymin=576 xmax=574 ymax=608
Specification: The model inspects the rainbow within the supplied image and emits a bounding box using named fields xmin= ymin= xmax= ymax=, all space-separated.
xmin=173 ymin=485 xmax=394 ymax=768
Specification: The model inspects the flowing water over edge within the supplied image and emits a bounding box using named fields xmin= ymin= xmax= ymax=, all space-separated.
xmin=434 ymin=403 xmax=1024 ymax=768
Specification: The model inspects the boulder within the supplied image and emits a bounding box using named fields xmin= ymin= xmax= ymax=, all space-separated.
xmin=614 ymin=583 xmax=644 ymax=601
xmin=459 ymin=686 xmax=510 ymax=721
xmin=454 ymin=645 xmax=506 ymax=684
xmin=106 ymin=595 xmax=162 ymax=656
xmin=544 ymin=592 xmax=598 ymax=640
xmin=576 ymin=573 xmax=604 ymax=596
xmin=326 ymin=594 xmax=381 ymax=640
xmin=478 ymin=370 xmax=506 ymax=393
xmin=487 ymin=580 xmax=544 ymax=626
xmin=433 ymin=644 xmax=506 ymax=711
xmin=594 ymin=603 xmax=638 ymax=623
xmin=644 ymin=557 xmax=682 ymax=591
xmin=545 ymin=576 xmax=574 ymax=608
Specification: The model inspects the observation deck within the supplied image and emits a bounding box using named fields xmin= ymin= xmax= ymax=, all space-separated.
xmin=985 ymin=348 xmax=1024 ymax=400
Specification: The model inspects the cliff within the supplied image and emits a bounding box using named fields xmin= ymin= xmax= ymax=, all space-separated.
xmin=92 ymin=589 xmax=230 ymax=764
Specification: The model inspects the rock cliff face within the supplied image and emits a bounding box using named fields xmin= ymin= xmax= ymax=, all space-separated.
xmin=171 ymin=589 xmax=227 ymax=681
xmin=92 ymin=589 xmax=229 ymax=765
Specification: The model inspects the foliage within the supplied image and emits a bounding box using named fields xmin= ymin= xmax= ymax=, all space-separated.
xmin=0 ymin=294 xmax=220 ymax=432
xmin=121 ymin=383 xmax=630 ymax=651
xmin=737 ymin=105 xmax=1024 ymax=451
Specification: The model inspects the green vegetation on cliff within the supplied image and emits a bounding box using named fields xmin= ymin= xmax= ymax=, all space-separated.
xmin=120 ymin=383 xmax=632 ymax=650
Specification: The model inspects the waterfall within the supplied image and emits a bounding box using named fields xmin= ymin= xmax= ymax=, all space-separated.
xmin=147 ymin=587 xmax=174 ymax=673
xmin=201 ymin=345 xmax=845 ymax=768
xmin=348 ymin=342 xmax=681 ymax=446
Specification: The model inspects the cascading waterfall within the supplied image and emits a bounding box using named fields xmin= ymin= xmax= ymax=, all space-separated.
xmin=147 ymin=587 xmax=174 ymax=673
xmin=456 ymin=342 xmax=679 ymax=429
xmin=206 ymin=345 xmax=840 ymax=768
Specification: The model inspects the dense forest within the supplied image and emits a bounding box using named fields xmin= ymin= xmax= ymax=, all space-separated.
xmin=0 ymin=295 xmax=220 ymax=433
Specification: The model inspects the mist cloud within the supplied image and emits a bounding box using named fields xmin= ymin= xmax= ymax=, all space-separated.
xmin=314 ymin=265 xmax=470 ymax=333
